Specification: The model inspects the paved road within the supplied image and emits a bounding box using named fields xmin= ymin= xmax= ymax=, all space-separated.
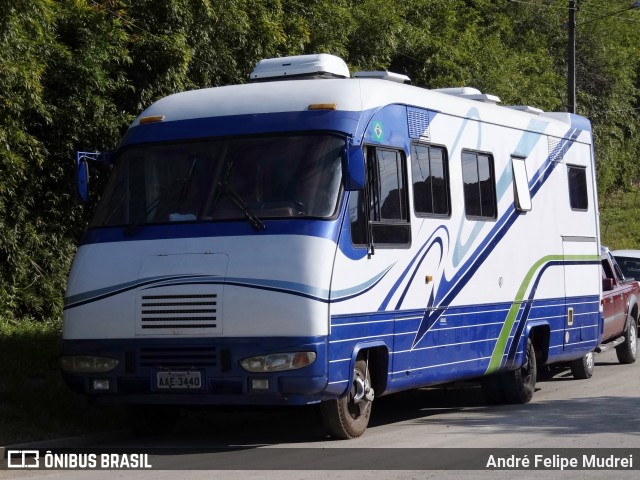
xmin=3 ymin=348 xmax=639 ymax=479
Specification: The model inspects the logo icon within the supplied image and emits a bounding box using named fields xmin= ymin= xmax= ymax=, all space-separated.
xmin=372 ymin=121 xmax=384 ymax=141
xmin=7 ymin=450 xmax=40 ymax=469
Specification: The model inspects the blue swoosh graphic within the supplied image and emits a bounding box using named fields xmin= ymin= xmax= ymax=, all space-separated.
xmin=377 ymin=225 xmax=449 ymax=311
xmin=453 ymin=120 xmax=548 ymax=267
xmin=411 ymin=128 xmax=581 ymax=348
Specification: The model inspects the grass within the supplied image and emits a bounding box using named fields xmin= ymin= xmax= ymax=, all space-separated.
xmin=0 ymin=317 xmax=127 ymax=446
xmin=1 ymin=190 xmax=639 ymax=446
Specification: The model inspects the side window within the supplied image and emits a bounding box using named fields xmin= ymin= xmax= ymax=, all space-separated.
xmin=370 ymin=147 xmax=410 ymax=246
xmin=601 ymin=258 xmax=614 ymax=280
xmin=349 ymin=146 xmax=411 ymax=247
xmin=461 ymin=151 xmax=497 ymax=219
xmin=567 ymin=165 xmax=588 ymax=210
xmin=411 ymin=144 xmax=450 ymax=217
xmin=512 ymin=157 xmax=532 ymax=212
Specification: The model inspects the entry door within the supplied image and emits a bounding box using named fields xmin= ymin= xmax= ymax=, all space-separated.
xmin=562 ymin=237 xmax=599 ymax=350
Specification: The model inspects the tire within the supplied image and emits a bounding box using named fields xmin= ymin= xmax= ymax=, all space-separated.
xmin=320 ymin=358 xmax=374 ymax=439
xmin=570 ymin=351 xmax=595 ymax=379
xmin=127 ymin=405 xmax=179 ymax=437
xmin=502 ymin=338 xmax=536 ymax=404
xmin=616 ymin=315 xmax=637 ymax=364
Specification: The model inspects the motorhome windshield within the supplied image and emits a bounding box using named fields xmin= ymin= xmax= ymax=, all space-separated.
xmin=90 ymin=134 xmax=344 ymax=228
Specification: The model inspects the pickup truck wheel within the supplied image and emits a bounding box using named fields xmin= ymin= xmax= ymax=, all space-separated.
xmin=570 ymin=351 xmax=594 ymax=379
xmin=502 ymin=338 xmax=536 ymax=404
xmin=320 ymin=358 xmax=374 ymax=439
xmin=615 ymin=315 xmax=637 ymax=364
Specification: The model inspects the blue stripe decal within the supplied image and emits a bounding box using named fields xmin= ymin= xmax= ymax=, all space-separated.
xmin=64 ymin=265 xmax=395 ymax=310
xmin=503 ymin=260 xmax=600 ymax=368
xmin=331 ymin=265 xmax=396 ymax=302
xmin=122 ymin=110 xmax=365 ymax=146
xmin=80 ymin=217 xmax=343 ymax=246
xmin=327 ymin=295 xmax=599 ymax=387
xmin=376 ymin=226 xmax=449 ymax=311
xmin=64 ymin=275 xmax=331 ymax=307
xmin=63 ymin=274 xmax=207 ymax=309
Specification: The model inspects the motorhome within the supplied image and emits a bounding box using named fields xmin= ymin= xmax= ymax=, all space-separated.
xmin=62 ymin=54 xmax=602 ymax=438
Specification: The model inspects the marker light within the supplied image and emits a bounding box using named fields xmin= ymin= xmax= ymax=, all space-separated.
xmin=60 ymin=355 xmax=119 ymax=373
xmin=139 ymin=115 xmax=165 ymax=124
xmin=308 ymin=103 xmax=337 ymax=110
xmin=240 ymin=352 xmax=317 ymax=372
xmin=92 ymin=379 xmax=111 ymax=391
xmin=251 ymin=379 xmax=270 ymax=390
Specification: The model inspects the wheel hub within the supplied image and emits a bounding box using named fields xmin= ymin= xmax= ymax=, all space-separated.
xmin=586 ymin=351 xmax=594 ymax=371
xmin=352 ymin=374 xmax=374 ymax=405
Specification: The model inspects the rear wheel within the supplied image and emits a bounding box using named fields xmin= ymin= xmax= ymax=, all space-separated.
xmin=320 ymin=358 xmax=374 ymax=439
xmin=481 ymin=338 xmax=536 ymax=405
xmin=616 ymin=315 xmax=637 ymax=364
xmin=502 ymin=338 xmax=536 ymax=404
xmin=570 ymin=351 xmax=595 ymax=379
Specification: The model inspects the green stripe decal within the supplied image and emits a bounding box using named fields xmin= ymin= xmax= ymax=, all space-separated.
xmin=485 ymin=254 xmax=599 ymax=374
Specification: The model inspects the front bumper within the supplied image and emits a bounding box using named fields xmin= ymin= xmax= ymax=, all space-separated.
xmin=61 ymin=336 xmax=328 ymax=406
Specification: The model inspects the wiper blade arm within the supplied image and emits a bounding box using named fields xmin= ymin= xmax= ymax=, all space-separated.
xmin=219 ymin=181 xmax=265 ymax=231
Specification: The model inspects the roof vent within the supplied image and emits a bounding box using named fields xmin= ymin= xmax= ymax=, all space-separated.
xmin=506 ymin=105 xmax=544 ymax=115
xmin=433 ymin=87 xmax=501 ymax=104
xmin=353 ymin=71 xmax=411 ymax=84
xmin=250 ymin=54 xmax=350 ymax=82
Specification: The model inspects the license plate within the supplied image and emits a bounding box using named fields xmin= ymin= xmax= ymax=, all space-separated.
xmin=157 ymin=371 xmax=202 ymax=390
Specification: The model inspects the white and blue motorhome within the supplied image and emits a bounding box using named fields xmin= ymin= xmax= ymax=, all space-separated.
xmin=62 ymin=54 xmax=602 ymax=438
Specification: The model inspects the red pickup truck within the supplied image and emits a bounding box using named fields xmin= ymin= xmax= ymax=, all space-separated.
xmin=547 ymin=247 xmax=637 ymax=380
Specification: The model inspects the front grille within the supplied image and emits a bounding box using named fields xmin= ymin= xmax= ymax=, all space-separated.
xmin=136 ymin=288 xmax=223 ymax=335
xmin=139 ymin=346 xmax=218 ymax=368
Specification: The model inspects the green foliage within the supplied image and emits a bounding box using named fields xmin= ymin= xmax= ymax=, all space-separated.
xmin=1 ymin=0 xmax=640 ymax=325
xmin=601 ymin=190 xmax=640 ymax=249
xmin=0 ymin=317 xmax=127 ymax=444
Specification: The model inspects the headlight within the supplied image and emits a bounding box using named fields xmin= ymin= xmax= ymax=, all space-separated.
xmin=60 ymin=355 xmax=119 ymax=373
xmin=240 ymin=352 xmax=316 ymax=372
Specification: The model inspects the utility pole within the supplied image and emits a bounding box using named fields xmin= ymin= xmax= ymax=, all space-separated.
xmin=567 ymin=0 xmax=576 ymax=114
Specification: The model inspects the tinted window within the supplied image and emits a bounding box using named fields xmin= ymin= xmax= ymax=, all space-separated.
xmin=91 ymin=134 xmax=344 ymax=227
xmin=351 ymin=146 xmax=410 ymax=247
xmin=462 ymin=151 xmax=497 ymax=219
xmin=567 ymin=165 xmax=588 ymax=210
xmin=411 ymin=144 xmax=450 ymax=216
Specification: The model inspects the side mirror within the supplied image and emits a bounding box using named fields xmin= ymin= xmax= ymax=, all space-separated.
xmin=344 ymin=143 xmax=365 ymax=191
xmin=74 ymin=151 xmax=112 ymax=203
xmin=75 ymin=153 xmax=90 ymax=203
xmin=602 ymin=278 xmax=615 ymax=292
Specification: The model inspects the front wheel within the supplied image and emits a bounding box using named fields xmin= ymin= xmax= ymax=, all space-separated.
xmin=570 ymin=351 xmax=595 ymax=379
xmin=320 ymin=358 xmax=374 ymax=439
xmin=616 ymin=315 xmax=637 ymax=364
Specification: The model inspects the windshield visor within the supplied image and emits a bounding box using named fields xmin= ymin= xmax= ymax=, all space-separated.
xmin=91 ymin=134 xmax=345 ymax=228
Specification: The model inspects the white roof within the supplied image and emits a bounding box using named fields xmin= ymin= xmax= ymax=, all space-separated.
xmin=131 ymin=76 xmax=591 ymax=143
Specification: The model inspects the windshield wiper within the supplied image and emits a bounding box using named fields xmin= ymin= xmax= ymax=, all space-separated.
xmin=219 ymin=180 xmax=265 ymax=231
